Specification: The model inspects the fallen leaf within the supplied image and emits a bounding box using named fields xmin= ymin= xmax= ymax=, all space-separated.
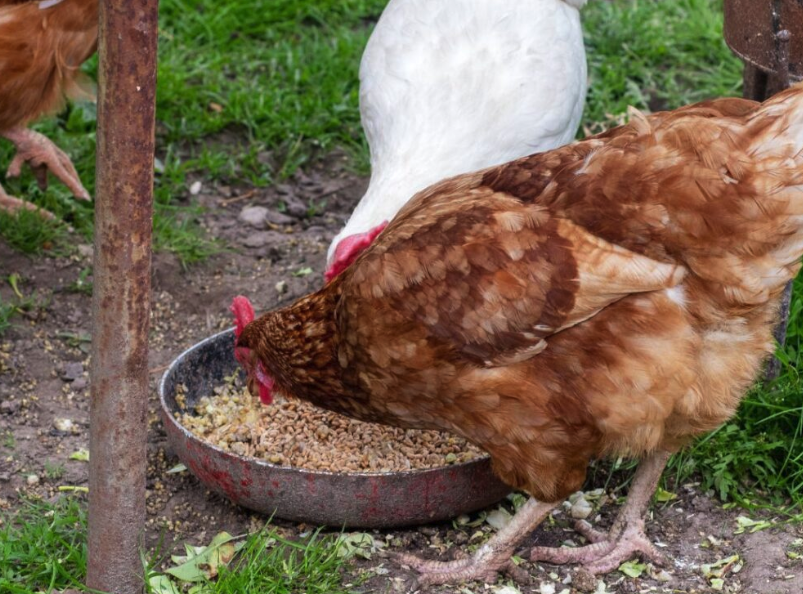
xmin=493 ymin=586 xmax=522 ymax=594
xmin=507 ymin=492 xmax=528 ymax=512
xmin=594 ymin=580 xmax=612 ymax=594
xmin=337 ymin=533 xmax=384 ymax=560
xmin=486 ymin=507 xmax=513 ymax=531
xmin=292 ymin=267 xmax=313 ymax=277
xmin=710 ymin=578 xmax=724 ymax=591
xmin=464 ymin=511 xmax=487 ymax=528
xmin=58 ymin=486 xmax=88 ymax=493
xmin=653 ymin=487 xmax=678 ymax=502
xmin=735 ymin=516 xmax=772 ymax=534
xmin=538 ymin=582 xmax=556 ymax=594
xmin=149 ymin=575 xmax=181 ymax=594
xmin=165 ymin=532 xmax=244 ymax=582
xmin=650 ymin=568 xmax=672 ymax=582
xmin=166 ymin=463 xmax=187 ymax=474
xmin=701 ymin=554 xmax=740 ymax=580
xmin=209 ymin=102 xmax=224 ymax=113
xmin=618 ymin=560 xmax=646 ymax=578
xmin=69 ymin=449 xmax=89 ymax=462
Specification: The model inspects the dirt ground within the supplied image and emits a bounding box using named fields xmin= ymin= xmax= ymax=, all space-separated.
xmin=1 ymin=158 xmax=802 ymax=594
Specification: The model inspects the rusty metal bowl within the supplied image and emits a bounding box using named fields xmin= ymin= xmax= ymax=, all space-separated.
xmin=159 ymin=328 xmax=510 ymax=528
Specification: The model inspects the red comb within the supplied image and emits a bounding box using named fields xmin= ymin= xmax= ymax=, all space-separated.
xmin=231 ymin=295 xmax=255 ymax=338
xmin=325 ymin=221 xmax=388 ymax=283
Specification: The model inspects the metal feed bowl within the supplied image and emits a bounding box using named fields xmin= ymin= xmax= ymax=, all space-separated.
xmin=159 ymin=328 xmax=510 ymax=528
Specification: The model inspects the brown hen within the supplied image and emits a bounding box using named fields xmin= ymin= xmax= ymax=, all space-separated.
xmin=0 ymin=0 xmax=97 ymax=218
xmin=234 ymin=86 xmax=803 ymax=585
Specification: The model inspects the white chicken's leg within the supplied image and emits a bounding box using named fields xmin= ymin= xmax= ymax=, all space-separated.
xmin=0 ymin=181 xmax=56 ymax=219
xmin=2 ymin=127 xmax=91 ymax=201
xmin=529 ymin=450 xmax=670 ymax=574
xmin=396 ymin=498 xmax=558 ymax=586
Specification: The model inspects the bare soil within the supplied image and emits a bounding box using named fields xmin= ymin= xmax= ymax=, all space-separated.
xmin=1 ymin=157 xmax=801 ymax=593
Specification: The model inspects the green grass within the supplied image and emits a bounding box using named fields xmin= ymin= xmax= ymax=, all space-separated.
xmin=0 ymin=296 xmax=14 ymax=336
xmin=0 ymin=497 xmax=88 ymax=594
xmin=189 ymin=530 xmax=355 ymax=594
xmin=0 ymin=497 xmax=355 ymax=594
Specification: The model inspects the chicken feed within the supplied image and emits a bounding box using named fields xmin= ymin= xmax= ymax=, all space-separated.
xmin=177 ymin=374 xmax=485 ymax=472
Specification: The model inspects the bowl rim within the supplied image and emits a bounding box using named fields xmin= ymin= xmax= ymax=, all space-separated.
xmin=158 ymin=327 xmax=492 ymax=479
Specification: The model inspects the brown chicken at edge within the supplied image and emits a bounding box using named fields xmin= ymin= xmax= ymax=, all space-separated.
xmin=0 ymin=0 xmax=98 ymax=218
xmin=234 ymin=86 xmax=803 ymax=585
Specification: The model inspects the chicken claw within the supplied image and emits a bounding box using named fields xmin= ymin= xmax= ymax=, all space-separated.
xmin=529 ymin=451 xmax=670 ymax=574
xmin=0 ymin=182 xmax=56 ymax=219
xmin=395 ymin=499 xmax=558 ymax=586
xmin=2 ymin=127 xmax=91 ymax=201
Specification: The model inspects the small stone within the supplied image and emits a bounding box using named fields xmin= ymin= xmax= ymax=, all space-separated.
xmin=275 ymin=280 xmax=288 ymax=295
xmin=243 ymin=231 xmax=283 ymax=248
xmin=189 ymin=181 xmax=203 ymax=195
xmin=282 ymin=195 xmax=308 ymax=218
xmin=62 ymin=362 xmax=84 ymax=382
xmin=26 ymin=474 xmax=40 ymax=486
xmin=539 ymin=583 xmax=556 ymax=594
xmin=77 ymin=244 xmax=94 ymax=258
xmin=71 ymin=377 xmax=88 ymax=391
xmin=571 ymin=569 xmax=597 ymax=593
xmin=264 ymin=210 xmax=295 ymax=226
xmin=238 ymin=206 xmax=268 ymax=229
xmin=53 ymin=418 xmax=74 ymax=433
xmin=570 ymin=496 xmax=593 ymax=519
xmin=0 ymin=473 xmax=10 ymax=482
xmin=0 ymin=400 xmax=20 ymax=414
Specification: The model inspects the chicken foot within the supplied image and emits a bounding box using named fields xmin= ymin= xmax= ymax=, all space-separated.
xmin=2 ymin=127 xmax=91 ymax=201
xmin=0 ymin=181 xmax=55 ymax=219
xmin=529 ymin=450 xmax=670 ymax=574
xmin=395 ymin=498 xmax=558 ymax=586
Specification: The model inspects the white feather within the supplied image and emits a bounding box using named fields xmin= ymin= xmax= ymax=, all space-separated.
xmin=39 ymin=0 xmax=65 ymax=9
xmin=328 ymin=0 xmax=588 ymax=263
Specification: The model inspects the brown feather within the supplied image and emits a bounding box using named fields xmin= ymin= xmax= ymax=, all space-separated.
xmin=0 ymin=0 xmax=98 ymax=130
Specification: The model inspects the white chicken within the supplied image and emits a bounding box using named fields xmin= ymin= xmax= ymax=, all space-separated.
xmin=324 ymin=0 xmax=588 ymax=281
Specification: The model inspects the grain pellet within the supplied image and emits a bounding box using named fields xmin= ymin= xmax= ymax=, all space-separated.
xmin=177 ymin=375 xmax=485 ymax=472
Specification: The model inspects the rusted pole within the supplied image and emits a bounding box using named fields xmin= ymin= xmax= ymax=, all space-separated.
xmin=87 ymin=1 xmax=159 ymax=593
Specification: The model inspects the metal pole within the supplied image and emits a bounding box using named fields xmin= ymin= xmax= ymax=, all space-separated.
xmin=88 ymin=0 xmax=159 ymax=592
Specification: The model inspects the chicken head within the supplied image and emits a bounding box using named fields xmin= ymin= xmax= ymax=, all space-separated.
xmin=231 ymin=296 xmax=274 ymax=404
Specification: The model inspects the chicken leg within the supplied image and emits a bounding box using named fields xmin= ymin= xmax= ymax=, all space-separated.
xmin=2 ymin=126 xmax=91 ymax=202
xmin=396 ymin=498 xmax=559 ymax=586
xmin=0 ymin=180 xmax=55 ymax=220
xmin=529 ymin=450 xmax=670 ymax=574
